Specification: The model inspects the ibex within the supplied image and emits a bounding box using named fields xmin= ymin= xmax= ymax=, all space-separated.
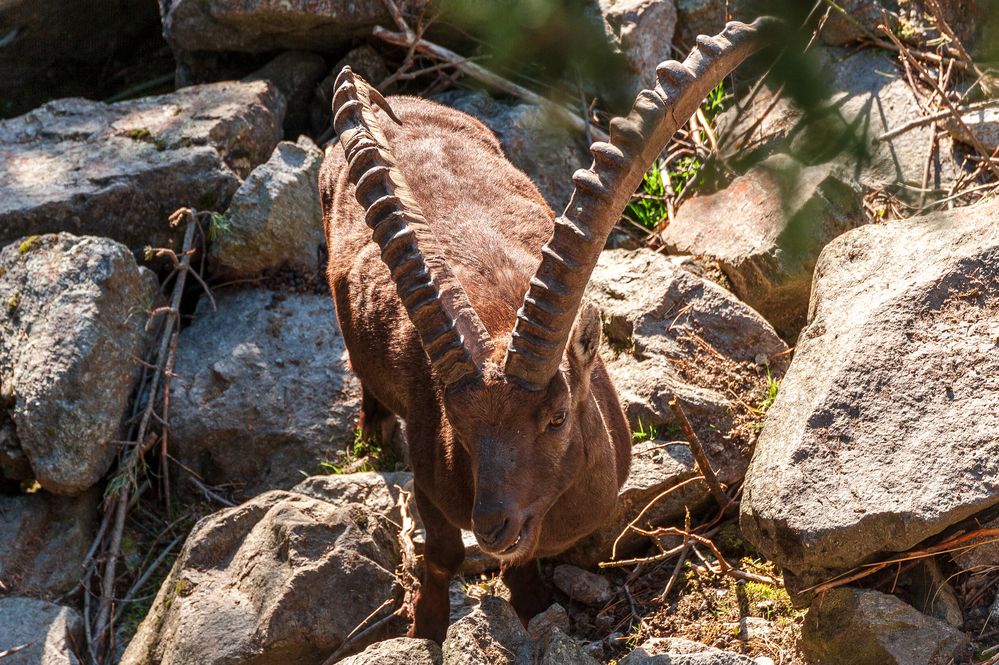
xmin=320 ymin=19 xmax=774 ymax=642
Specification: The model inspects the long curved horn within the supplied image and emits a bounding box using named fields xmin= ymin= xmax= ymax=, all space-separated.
xmin=332 ymin=67 xmax=494 ymax=388
xmin=504 ymin=17 xmax=779 ymax=390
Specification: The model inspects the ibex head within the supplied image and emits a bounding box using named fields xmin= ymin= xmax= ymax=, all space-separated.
xmin=331 ymin=17 xmax=776 ymax=560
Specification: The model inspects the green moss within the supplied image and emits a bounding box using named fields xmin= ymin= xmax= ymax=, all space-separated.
xmin=18 ymin=235 xmax=42 ymax=255
xmin=6 ymin=292 xmax=20 ymax=314
xmin=126 ymin=127 xmax=152 ymax=141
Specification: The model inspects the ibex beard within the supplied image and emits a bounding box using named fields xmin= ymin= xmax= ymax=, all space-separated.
xmin=320 ymin=17 xmax=775 ymax=644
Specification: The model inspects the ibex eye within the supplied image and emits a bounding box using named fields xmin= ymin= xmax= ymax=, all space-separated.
xmin=549 ymin=410 xmax=567 ymax=429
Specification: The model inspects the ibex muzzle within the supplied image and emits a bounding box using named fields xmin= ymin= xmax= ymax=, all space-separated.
xmin=320 ymin=17 xmax=776 ymax=643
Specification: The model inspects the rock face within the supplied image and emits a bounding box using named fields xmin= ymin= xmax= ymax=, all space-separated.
xmin=209 ymin=137 xmax=325 ymax=278
xmin=120 ymin=487 xmax=402 ymax=665
xmin=597 ymin=0 xmax=678 ymax=95
xmin=0 ymin=489 xmax=97 ymax=599
xmin=339 ymin=637 xmax=442 ymax=665
xmin=442 ymin=596 xmax=597 ymax=665
xmin=801 ymin=588 xmax=969 ymax=665
xmin=588 ymin=249 xmax=788 ymax=485
xmin=0 ymin=81 xmax=285 ymax=255
xmin=741 ymin=199 xmax=999 ymax=590
xmin=663 ymin=154 xmax=866 ymax=340
xmin=0 ymin=234 xmax=159 ymax=494
xmin=953 ymin=515 xmax=999 ymax=571
xmin=246 ymin=51 xmax=328 ymax=137
xmin=620 ymin=637 xmax=756 ymax=664
xmin=552 ymin=565 xmax=612 ymax=606
xmin=161 ymin=0 xmax=419 ymax=54
xmin=170 ymin=290 xmax=359 ymax=497
xmin=717 ymin=47 xmax=957 ymax=199
xmin=434 ymin=90 xmax=589 ymax=210
xmin=0 ymin=0 xmax=160 ymax=117
xmin=0 ymin=596 xmax=83 ymax=665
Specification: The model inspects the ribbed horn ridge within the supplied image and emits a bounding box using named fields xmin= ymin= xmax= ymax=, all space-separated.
xmin=503 ymin=17 xmax=778 ymax=390
xmin=332 ymin=67 xmax=494 ymax=388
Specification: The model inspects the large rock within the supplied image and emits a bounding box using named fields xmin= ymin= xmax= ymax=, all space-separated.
xmin=0 ymin=597 xmax=83 ymax=665
xmin=209 ymin=137 xmax=325 ymax=278
xmin=718 ymin=47 xmax=957 ymax=199
xmin=0 ymin=234 xmax=159 ymax=494
xmin=442 ymin=596 xmax=597 ymax=665
xmin=588 ymin=249 xmax=788 ymax=485
xmin=161 ymin=0 xmax=421 ymax=54
xmin=801 ymin=588 xmax=969 ymax=665
xmin=0 ymin=81 xmax=284 ymax=255
xmin=120 ymin=487 xmax=402 ymax=665
xmin=741 ymin=199 xmax=999 ymax=592
xmin=663 ymin=154 xmax=866 ymax=340
xmin=170 ymin=289 xmax=359 ymax=497
xmin=0 ymin=489 xmax=97 ymax=599
xmin=0 ymin=0 xmax=160 ymax=117
xmin=434 ymin=90 xmax=589 ymax=210
xmin=673 ymin=0 xmax=755 ymax=48
xmin=245 ymin=51 xmax=328 ymax=137
xmin=953 ymin=515 xmax=999 ymax=571
xmin=339 ymin=637 xmax=442 ymax=665
xmin=620 ymin=637 xmax=756 ymax=664
xmin=596 ymin=0 xmax=678 ymax=96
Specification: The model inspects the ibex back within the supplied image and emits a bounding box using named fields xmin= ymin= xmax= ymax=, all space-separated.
xmin=320 ymin=18 xmax=775 ymax=643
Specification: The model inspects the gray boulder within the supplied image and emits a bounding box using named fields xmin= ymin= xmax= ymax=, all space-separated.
xmin=170 ymin=289 xmax=359 ymax=497
xmin=245 ymin=51 xmax=328 ymax=137
xmin=673 ymin=0 xmax=755 ymax=48
xmin=0 ymin=234 xmax=159 ymax=494
xmin=161 ymin=0 xmax=423 ymax=54
xmin=596 ymin=0 xmax=678 ymax=96
xmin=953 ymin=515 xmax=999 ymax=571
xmin=0 ymin=597 xmax=83 ymax=665
xmin=442 ymin=596 xmax=597 ymax=665
xmin=209 ymin=137 xmax=325 ymax=278
xmin=552 ymin=564 xmax=612 ymax=606
xmin=717 ymin=47 xmax=958 ymax=199
xmin=434 ymin=90 xmax=589 ymax=210
xmin=663 ymin=154 xmax=866 ymax=340
xmin=588 ymin=249 xmax=788 ymax=485
xmin=291 ymin=471 xmax=412 ymax=523
xmin=801 ymin=588 xmax=969 ymax=665
xmin=338 ymin=637 xmax=442 ymax=665
xmin=0 ymin=81 xmax=284 ymax=255
xmin=620 ymin=637 xmax=756 ymax=664
xmin=120 ymin=487 xmax=403 ymax=665
xmin=0 ymin=489 xmax=97 ymax=599
xmin=741 ymin=199 xmax=999 ymax=592
xmin=674 ymin=0 xmax=900 ymax=48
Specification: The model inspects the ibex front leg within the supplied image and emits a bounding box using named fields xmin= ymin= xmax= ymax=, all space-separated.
xmin=410 ymin=488 xmax=464 ymax=643
xmin=502 ymin=560 xmax=551 ymax=624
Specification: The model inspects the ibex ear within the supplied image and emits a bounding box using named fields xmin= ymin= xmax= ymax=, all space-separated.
xmin=568 ymin=302 xmax=602 ymax=376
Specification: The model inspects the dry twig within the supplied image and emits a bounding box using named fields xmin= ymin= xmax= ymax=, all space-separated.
xmin=86 ymin=208 xmax=215 ymax=664
xmin=668 ymin=397 xmax=732 ymax=513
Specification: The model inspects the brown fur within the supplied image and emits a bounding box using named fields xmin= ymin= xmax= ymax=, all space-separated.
xmin=321 ymin=96 xmax=631 ymax=643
